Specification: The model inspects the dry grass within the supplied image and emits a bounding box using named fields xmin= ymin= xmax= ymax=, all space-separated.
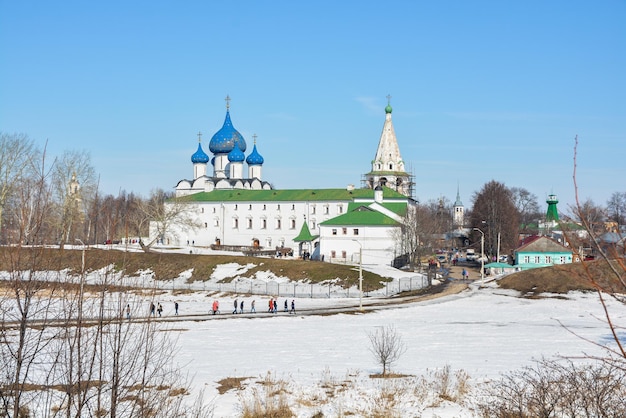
xmin=369 ymin=373 xmax=412 ymax=379
xmin=498 ymin=258 xmax=626 ymax=296
xmin=216 ymin=376 xmax=251 ymax=395
xmin=0 ymin=247 xmax=389 ymax=290
xmin=240 ymin=372 xmax=294 ymax=418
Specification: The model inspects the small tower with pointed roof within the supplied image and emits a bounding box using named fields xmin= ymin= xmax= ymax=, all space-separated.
xmin=453 ymin=184 xmax=464 ymax=227
xmin=363 ymin=96 xmax=414 ymax=197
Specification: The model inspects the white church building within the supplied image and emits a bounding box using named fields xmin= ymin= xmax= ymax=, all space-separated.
xmin=152 ymin=96 xmax=416 ymax=265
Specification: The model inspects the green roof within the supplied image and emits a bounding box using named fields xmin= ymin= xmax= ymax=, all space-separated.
xmin=365 ymin=170 xmax=409 ymax=176
xmin=293 ymin=222 xmax=318 ymax=242
xmin=320 ymin=207 xmax=400 ymax=226
xmin=176 ymin=187 xmax=407 ymax=203
xmin=347 ymin=201 xmax=407 ymax=216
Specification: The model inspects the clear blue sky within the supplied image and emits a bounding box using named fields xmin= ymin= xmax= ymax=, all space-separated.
xmin=1 ymin=1 xmax=625 ymax=212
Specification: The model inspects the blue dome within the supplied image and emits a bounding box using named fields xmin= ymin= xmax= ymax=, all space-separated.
xmin=191 ymin=142 xmax=210 ymax=164
xmin=228 ymin=145 xmax=245 ymax=162
xmin=246 ymin=144 xmax=264 ymax=165
xmin=209 ymin=110 xmax=247 ymax=154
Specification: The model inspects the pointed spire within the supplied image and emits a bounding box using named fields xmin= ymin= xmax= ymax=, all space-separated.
xmin=225 ymin=94 xmax=231 ymax=110
xmin=372 ymin=96 xmax=405 ymax=174
xmin=454 ymin=182 xmax=463 ymax=206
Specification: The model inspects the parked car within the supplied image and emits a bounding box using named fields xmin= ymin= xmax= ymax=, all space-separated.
xmin=466 ymin=249 xmax=476 ymax=261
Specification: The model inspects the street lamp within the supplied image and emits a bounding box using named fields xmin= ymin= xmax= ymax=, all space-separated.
xmin=473 ymin=228 xmax=485 ymax=284
xmin=352 ymin=239 xmax=363 ymax=311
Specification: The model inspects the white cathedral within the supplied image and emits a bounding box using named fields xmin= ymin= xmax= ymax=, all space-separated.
xmin=153 ymin=96 xmax=419 ymax=265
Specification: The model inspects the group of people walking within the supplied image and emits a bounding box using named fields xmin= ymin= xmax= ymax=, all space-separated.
xmin=132 ymin=298 xmax=297 ymax=319
xmin=209 ymin=297 xmax=296 ymax=315
xmin=267 ymin=298 xmax=296 ymax=314
xmin=141 ymin=301 xmax=178 ymax=319
xmin=232 ymin=299 xmax=254 ymax=314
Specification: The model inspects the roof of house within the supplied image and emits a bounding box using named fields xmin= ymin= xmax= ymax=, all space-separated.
xmin=599 ymin=232 xmax=625 ymax=244
xmin=516 ymin=235 xmax=571 ymax=253
xmin=319 ymin=206 xmax=400 ymax=226
xmin=346 ymin=201 xmax=408 ymax=216
xmin=177 ymin=187 xmax=407 ymax=203
xmin=293 ymin=222 xmax=318 ymax=242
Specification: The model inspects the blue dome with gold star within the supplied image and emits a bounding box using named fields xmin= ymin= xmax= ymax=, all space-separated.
xmin=228 ymin=144 xmax=245 ymax=162
xmin=246 ymin=143 xmax=264 ymax=165
xmin=191 ymin=142 xmax=210 ymax=164
xmin=209 ymin=110 xmax=247 ymax=154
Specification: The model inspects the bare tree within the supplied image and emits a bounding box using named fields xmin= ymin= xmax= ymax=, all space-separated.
xmin=568 ymin=198 xmax=606 ymax=235
xmin=137 ymin=189 xmax=200 ymax=252
xmin=367 ymin=324 xmax=406 ymax=376
xmin=393 ymin=202 xmax=440 ymax=271
xmin=0 ymin=133 xmax=38 ymax=241
xmin=566 ymin=137 xmax=626 ymax=363
xmin=606 ymin=191 xmax=626 ymax=229
xmin=470 ymin=181 xmax=519 ymax=257
xmin=51 ymin=150 xmax=97 ymax=247
xmin=510 ymin=186 xmax=541 ymax=231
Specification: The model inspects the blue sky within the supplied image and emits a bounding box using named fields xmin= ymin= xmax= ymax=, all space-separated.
xmin=1 ymin=1 xmax=624 ymax=212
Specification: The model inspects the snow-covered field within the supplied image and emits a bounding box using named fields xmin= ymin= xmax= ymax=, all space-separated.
xmin=8 ymin=245 xmax=625 ymax=417
xmin=157 ymin=282 xmax=624 ymax=417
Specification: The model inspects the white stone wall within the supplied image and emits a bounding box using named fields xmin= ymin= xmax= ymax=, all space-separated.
xmin=157 ymin=199 xmax=350 ymax=252
xmin=318 ymin=224 xmax=398 ymax=265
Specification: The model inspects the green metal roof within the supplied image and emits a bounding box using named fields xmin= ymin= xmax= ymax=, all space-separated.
xmin=346 ymin=201 xmax=408 ymax=216
xmin=176 ymin=187 xmax=407 ymax=203
xmin=364 ymin=170 xmax=409 ymax=176
xmin=319 ymin=207 xmax=400 ymax=226
xmin=293 ymin=222 xmax=318 ymax=242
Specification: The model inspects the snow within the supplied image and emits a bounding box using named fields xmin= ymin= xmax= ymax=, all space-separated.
xmin=145 ymin=284 xmax=622 ymax=417
xmin=28 ymin=245 xmax=626 ymax=416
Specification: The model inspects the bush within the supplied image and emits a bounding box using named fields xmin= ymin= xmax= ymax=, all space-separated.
xmin=474 ymin=358 xmax=626 ymax=418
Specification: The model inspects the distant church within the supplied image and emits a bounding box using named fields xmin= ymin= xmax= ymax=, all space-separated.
xmin=153 ymin=96 xmax=416 ymax=265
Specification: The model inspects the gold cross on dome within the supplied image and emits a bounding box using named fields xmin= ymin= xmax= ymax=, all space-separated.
xmin=386 ymin=94 xmax=392 ymax=105
xmin=225 ymin=95 xmax=231 ymax=109
xmin=252 ymin=133 xmax=257 ymax=144
xmin=197 ymin=131 xmax=202 ymax=142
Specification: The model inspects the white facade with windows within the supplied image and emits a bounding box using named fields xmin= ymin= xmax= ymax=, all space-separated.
xmin=152 ymin=97 xmax=414 ymax=265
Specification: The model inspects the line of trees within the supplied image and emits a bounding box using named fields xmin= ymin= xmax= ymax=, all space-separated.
xmin=395 ymin=175 xmax=626 ymax=265
xmin=0 ymin=132 xmax=210 ymax=417
xmin=0 ymin=132 xmax=188 ymax=251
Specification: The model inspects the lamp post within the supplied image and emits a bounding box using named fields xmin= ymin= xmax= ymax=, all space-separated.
xmin=75 ymin=238 xmax=86 ymax=384
xmin=352 ymin=239 xmax=363 ymax=311
xmin=473 ymin=228 xmax=485 ymax=284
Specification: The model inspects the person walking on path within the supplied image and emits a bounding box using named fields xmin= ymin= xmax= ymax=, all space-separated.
xmin=268 ymin=298 xmax=273 ymax=313
xmin=157 ymin=303 xmax=163 ymax=317
xmin=462 ymin=268 xmax=468 ymax=280
xmin=251 ymin=300 xmax=256 ymax=313
xmin=126 ymin=304 xmax=131 ymax=320
xmin=240 ymin=300 xmax=244 ymax=314
xmin=290 ymin=299 xmax=295 ymax=314
xmin=150 ymin=302 xmax=156 ymax=317
xmin=212 ymin=300 xmax=219 ymax=315
xmin=174 ymin=302 xmax=179 ymax=315
xmin=273 ymin=299 xmax=278 ymax=313
xmin=233 ymin=299 xmax=238 ymax=314
xmin=284 ymin=299 xmax=288 ymax=312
